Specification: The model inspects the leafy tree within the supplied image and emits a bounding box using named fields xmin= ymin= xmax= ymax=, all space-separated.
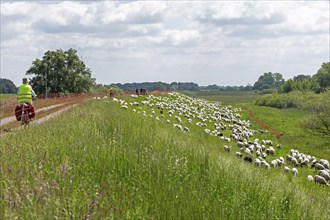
xmin=302 ymin=90 xmax=330 ymax=138
xmin=26 ymin=48 xmax=95 ymax=94
xmin=313 ymin=62 xmax=330 ymax=91
xmin=279 ymin=75 xmax=319 ymax=93
xmin=253 ymin=72 xmax=284 ymax=90
xmin=0 ymin=78 xmax=17 ymax=94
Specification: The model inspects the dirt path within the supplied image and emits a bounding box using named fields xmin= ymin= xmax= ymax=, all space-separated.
xmin=242 ymin=106 xmax=282 ymax=140
xmin=31 ymin=104 xmax=77 ymax=125
xmin=0 ymin=103 xmax=69 ymax=126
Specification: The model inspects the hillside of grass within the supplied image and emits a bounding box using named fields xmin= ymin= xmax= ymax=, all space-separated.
xmin=1 ymin=96 xmax=329 ymax=219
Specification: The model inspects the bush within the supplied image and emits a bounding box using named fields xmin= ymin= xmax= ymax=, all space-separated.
xmin=255 ymin=91 xmax=318 ymax=109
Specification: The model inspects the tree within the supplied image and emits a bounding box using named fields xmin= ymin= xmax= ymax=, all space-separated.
xmin=0 ymin=78 xmax=17 ymax=94
xmin=313 ymin=62 xmax=330 ymax=91
xmin=278 ymin=75 xmax=319 ymax=93
xmin=253 ymin=72 xmax=284 ymax=90
xmin=302 ymin=90 xmax=330 ymax=138
xmin=26 ymin=48 xmax=95 ymax=94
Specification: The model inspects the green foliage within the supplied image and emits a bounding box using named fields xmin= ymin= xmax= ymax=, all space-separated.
xmin=0 ymin=78 xmax=17 ymax=94
xmin=313 ymin=62 xmax=330 ymax=91
xmin=26 ymin=48 xmax=95 ymax=94
xmin=92 ymin=84 xmax=123 ymax=95
xmin=255 ymin=91 xmax=318 ymax=109
xmin=278 ymin=76 xmax=320 ymax=93
xmin=301 ymin=90 xmax=330 ymax=137
xmin=253 ymin=72 xmax=284 ymax=90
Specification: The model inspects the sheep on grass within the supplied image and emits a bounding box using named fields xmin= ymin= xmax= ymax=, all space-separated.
xmin=314 ymin=175 xmax=329 ymax=186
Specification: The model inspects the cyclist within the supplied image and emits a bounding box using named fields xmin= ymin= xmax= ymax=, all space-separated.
xmin=17 ymin=78 xmax=36 ymax=104
xmin=16 ymin=78 xmax=37 ymax=122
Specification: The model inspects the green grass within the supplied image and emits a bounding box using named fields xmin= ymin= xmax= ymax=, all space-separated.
xmin=183 ymin=90 xmax=260 ymax=105
xmin=0 ymin=94 xmax=16 ymax=104
xmin=1 ymin=98 xmax=329 ymax=219
xmin=240 ymin=103 xmax=330 ymax=160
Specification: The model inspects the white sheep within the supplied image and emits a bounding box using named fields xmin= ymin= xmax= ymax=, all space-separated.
xmin=284 ymin=166 xmax=290 ymax=173
xmin=320 ymin=159 xmax=329 ymax=169
xmin=261 ymin=161 xmax=270 ymax=170
xmin=270 ymin=160 xmax=278 ymax=168
xmin=314 ymin=163 xmax=325 ymax=170
xmin=224 ymin=145 xmax=231 ymax=153
xmin=307 ymin=175 xmax=314 ymax=182
xmin=121 ymin=105 xmax=128 ymax=110
xmin=235 ymin=152 xmax=242 ymax=158
xmin=254 ymin=158 xmax=261 ymax=167
xmin=314 ymin=175 xmax=329 ymax=186
xmin=183 ymin=127 xmax=190 ymax=132
xmin=318 ymin=170 xmax=330 ymax=181
xmin=291 ymin=168 xmax=298 ymax=177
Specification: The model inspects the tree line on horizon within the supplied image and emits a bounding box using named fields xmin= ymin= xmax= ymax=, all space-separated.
xmin=0 ymin=48 xmax=329 ymax=94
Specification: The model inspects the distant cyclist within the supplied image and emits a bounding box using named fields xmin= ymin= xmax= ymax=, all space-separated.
xmin=17 ymin=78 xmax=36 ymax=104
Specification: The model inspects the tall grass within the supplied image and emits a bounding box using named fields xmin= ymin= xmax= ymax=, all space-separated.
xmin=0 ymin=99 xmax=329 ymax=219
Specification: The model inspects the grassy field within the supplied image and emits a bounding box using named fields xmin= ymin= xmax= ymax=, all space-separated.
xmin=1 ymin=94 xmax=329 ymax=219
xmin=183 ymin=90 xmax=260 ymax=105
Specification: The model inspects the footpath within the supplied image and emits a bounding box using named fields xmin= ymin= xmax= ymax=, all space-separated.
xmin=0 ymin=103 xmax=70 ymax=126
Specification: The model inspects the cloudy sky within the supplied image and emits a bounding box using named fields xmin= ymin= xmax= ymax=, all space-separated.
xmin=1 ymin=0 xmax=329 ymax=87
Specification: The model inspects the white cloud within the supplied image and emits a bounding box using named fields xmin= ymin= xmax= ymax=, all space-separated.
xmin=1 ymin=1 xmax=329 ymax=86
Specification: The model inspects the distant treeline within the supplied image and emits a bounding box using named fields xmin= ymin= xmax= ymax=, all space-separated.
xmin=109 ymin=82 xmax=253 ymax=92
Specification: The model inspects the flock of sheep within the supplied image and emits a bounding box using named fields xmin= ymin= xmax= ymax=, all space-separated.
xmin=98 ymin=92 xmax=330 ymax=186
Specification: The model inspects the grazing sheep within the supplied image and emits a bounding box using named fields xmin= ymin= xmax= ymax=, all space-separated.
xmin=320 ymin=159 xmax=329 ymax=169
xmin=235 ymin=152 xmax=243 ymax=158
xmin=262 ymin=152 xmax=267 ymax=159
xmin=318 ymin=170 xmax=330 ymax=181
xmin=291 ymin=168 xmax=298 ymax=177
xmin=121 ymin=105 xmax=128 ymax=110
xmin=314 ymin=175 xmax=329 ymax=186
xmin=261 ymin=161 xmax=270 ymax=170
xmin=314 ymin=163 xmax=325 ymax=170
xmin=244 ymin=148 xmax=251 ymax=155
xmin=254 ymin=158 xmax=261 ymax=167
xmin=270 ymin=160 xmax=278 ymax=168
xmin=224 ymin=145 xmax=231 ymax=153
xmin=284 ymin=166 xmax=290 ymax=173
xmin=183 ymin=127 xmax=190 ymax=132
xmin=243 ymin=155 xmax=253 ymax=163
xmin=307 ymin=175 xmax=314 ymax=182
xmin=291 ymin=158 xmax=298 ymax=166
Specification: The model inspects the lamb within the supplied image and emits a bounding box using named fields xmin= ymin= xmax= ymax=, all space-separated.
xmin=318 ymin=170 xmax=330 ymax=181
xmin=314 ymin=175 xmax=329 ymax=186
xmin=224 ymin=145 xmax=231 ymax=153
xmin=291 ymin=168 xmax=298 ymax=177
xmin=307 ymin=175 xmax=314 ymax=182
xmin=283 ymin=166 xmax=290 ymax=173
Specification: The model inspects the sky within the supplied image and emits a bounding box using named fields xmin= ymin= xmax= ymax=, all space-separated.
xmin=1 ymin=0 xmax=329 ymax=87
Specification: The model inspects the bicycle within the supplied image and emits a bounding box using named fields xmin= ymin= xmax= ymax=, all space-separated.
xmin=20 ymin=103 xmax=31 ymax=128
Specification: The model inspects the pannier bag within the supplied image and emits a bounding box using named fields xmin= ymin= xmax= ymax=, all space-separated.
xmin=15 ymin=103 xmax=35 ymax=121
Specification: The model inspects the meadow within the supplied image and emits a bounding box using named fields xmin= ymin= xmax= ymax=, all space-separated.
xmin=0 ymin=92 xmax=329 ymax=219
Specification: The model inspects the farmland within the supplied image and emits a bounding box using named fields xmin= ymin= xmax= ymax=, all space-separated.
xmin=0 ymin=92 xmax=329 ymax=219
